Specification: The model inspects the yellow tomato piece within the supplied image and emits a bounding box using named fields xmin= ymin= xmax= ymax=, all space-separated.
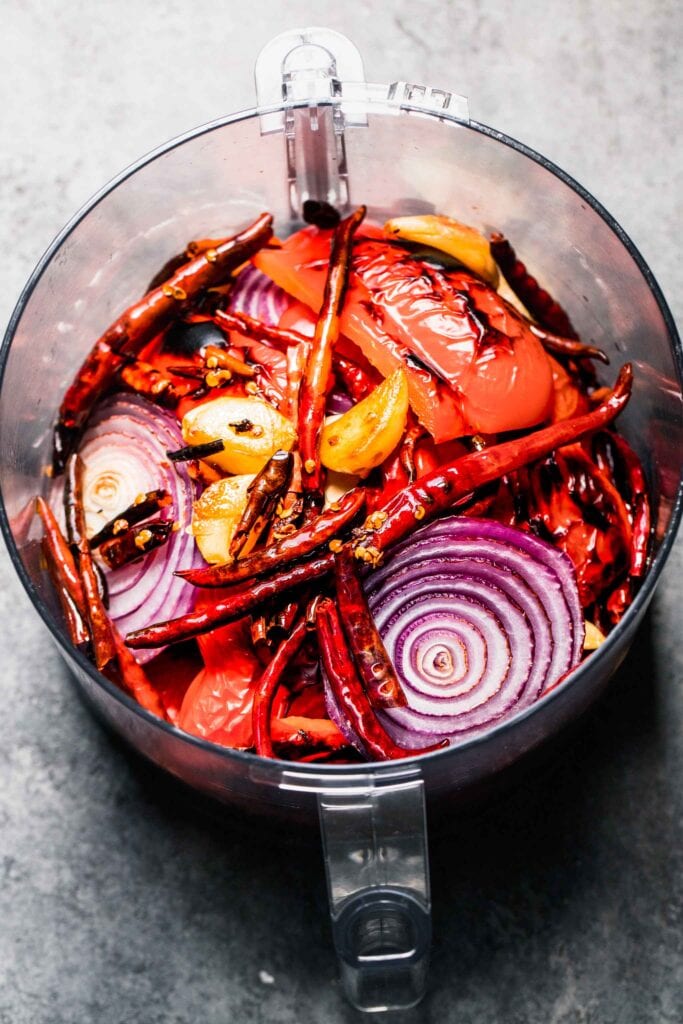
xmin=182 ymin=396 xmax=296 ymax=475
xmin=384 ymin=214 xmax=500 ymax=287
xmin=191 ymin=474 xmax=254 ymax=564
xmin=320 ymin=369 xmax=409 ymax=477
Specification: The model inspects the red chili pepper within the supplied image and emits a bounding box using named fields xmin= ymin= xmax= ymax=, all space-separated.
xmin=146 ymin=236 xmax=233 ymax=291
xmin=36 ymin=496 xmax=90 ymax=649
xmin=299 ymin=206 xmax=366 ymax=511
xmin=529 ymin=324 xmax=609 ymax=364
xmin=228 ymin=450 xmax=293 ymax=561
xmin=356 ymin=365 xmax=632 ymax=562
xmin=109 ymin=630 xmax=167 ymax=719
xmin=64 ymin=454 xmax=117 ymax=671
xmin=119 ymin=360 xmax=196 ymax=407
xmin=203 ymin=344 xmax=256 ymax=379
xmin=333 ymin=546 xmax=407 ymax=709
xmin=252 ymin=618 xmax=308 ymax=758
xmin=126 ymin=553 xmax=333 ymax=649
xmin=99 ymin=520 xmax=173 ymax=570
xmin=316 ymin=598 xmax=447 ymax=761
xmin=88 ymin=489 xmax=171 ymax=548
xmin=212 ymin=309 xmax=310 ymax=351
xmin=594 ymin=431 xmax=651 ymax=577
xmin=490 ymin=232 xmax=579 ymax=339
xmin=177 ymin=487 xmax=365 ymax=588
xmin=53 ymin=213 xmax=273 ymax=471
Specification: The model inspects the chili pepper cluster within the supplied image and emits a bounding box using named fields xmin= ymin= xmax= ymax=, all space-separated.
xmin=38 ymin=206 xmax=652 ymax=763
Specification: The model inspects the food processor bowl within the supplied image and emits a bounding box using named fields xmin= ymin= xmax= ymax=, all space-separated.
xmin=1 ymin=28 xmax=681 ymax=1012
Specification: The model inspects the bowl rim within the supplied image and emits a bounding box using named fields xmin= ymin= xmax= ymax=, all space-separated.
xmin=1 ymin=101 xmax=682 ymax=780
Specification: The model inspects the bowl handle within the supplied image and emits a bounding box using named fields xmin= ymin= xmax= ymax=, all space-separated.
xmin=318 ymin=773 xmax=431 ymax=1012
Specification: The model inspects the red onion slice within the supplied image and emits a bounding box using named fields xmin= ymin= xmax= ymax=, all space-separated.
xmin=326 ymin=516 xmax=584 ymax=753
xmin=230 ymin=264 xmax=289 ymax=325
xmin=80 ymin=394 xmax=203 ymax=663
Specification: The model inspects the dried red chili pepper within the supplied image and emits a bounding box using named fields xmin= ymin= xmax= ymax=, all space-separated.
xmin=126 ymin=553 xmax=333 ymax=649
xmin=398 ymin=415 xmax=426 ymax=484
xmin=99 ymin=520 xmax=173 ymax=570
xmin=108 ymin=630 xmax=167 ymax=719
xmin=36 ymin=496 xmax=90 ymax=649
xmin=593 ymin=431 xmax=651 ymax=577
xmin=64 ymin=454 xmax=117 ymax=670
xmin=316 ymin=598 xmax=447 ymax=761
xmin=53 ymin=213 xmax=273 ymax=471
xmin=212 ymin=309 xmax=309 ymax=351
xmin=119 ymin=360 xmax=193 ymax=407
xmin=299 ymin=206 xmax=366 ymax=511
xmin=146 ymin=237 xmax=232 ymax=291
xmin=203 ymin=344 xmax=256 ymax=378
xmin=333 ymin=546 xmax=407 ymax=709
xmin=177 ymin=487 xmax=365 ymax=588
xmin=228 ymin=449 xmax=293 ymax=561
xmin=490 ymin=232 xmax=579 ymax=339
xmin=89 ymin=489 xmax=171 ymax=548
xmin=529 ymin=324 xmax=609 ymax=364
xmin=355 ymin=365 xmax=633 ymax=563
xmin=252 ymin=618 xmax=308 ymax=757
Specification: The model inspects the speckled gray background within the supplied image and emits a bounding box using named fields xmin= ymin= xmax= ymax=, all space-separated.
xmin=1 ymin=2 xmax=681 ymax=1022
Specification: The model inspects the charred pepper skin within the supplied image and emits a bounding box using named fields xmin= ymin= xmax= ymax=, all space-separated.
xmin=99 ymin=520 xmax=174 ymax=570
xmin=52 ymin=213 xmax=273 ymax=473
xmin=176 ymin=488 xmax=365 ymax=588
xmin=333 ymin=546 xmax=407 ymax=710
xmin=316 ymin=598 xmax=447 ymax=761
xmin=490 ymin=232 xmax=579 ymax=340
xmin=252 ymin=618 xmax=308 ymax=758
xmin=299 ymin=207 xmax=366 ymax=512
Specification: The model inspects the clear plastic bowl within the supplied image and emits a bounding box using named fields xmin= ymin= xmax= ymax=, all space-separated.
xmin=1 ymin=28 xmax=681 ymax=1013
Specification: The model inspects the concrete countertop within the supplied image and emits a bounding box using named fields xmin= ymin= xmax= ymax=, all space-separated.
xmin=1 ymin=2 xmax=681 ymax=1021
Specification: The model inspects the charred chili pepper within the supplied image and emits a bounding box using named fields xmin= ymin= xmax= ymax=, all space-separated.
xmin=146 ymin=237 xmax=232 ymax=291
xmin=99 ymin=520 xmax=174 ymax=570
xmin=252 ymin=618 xmax=308 ymax=757
xmin=203 ymin=345 xmax=256 ymax=378
xmin=177 ymin=488 xmax=365 ymax=588
xmin=108 ymin=630 xmax=167 ymax=719
xmin=119 ymin=360 xmax=193 ymax=407
xmin=228 ymin=449 xmax=293 ymax=561
xmin=64 ymin=454 xmax=117 ymax=670
xmin=267 ymin=452 xmax=304 ymax=544
xmin=529 ymin=324 xmax=609 ymax=364
xmin=355 ymin=365 xmax=633 ymax=563
xmin=316 ymin=598 xmax=447 ymax=761
xmin=490 ymin=232 xmax=579 ymax=339
xmin=212 ymin=309 xmax=309 ymax=351
xmin=166 ymin=439 xmax=226 ymax=463
xmin=398 ymin=416 xmax=426 ymax=484
xmin=88 ymin=489 xmax=171 ymax=548
xmin=53 ymin=213 xmax=273 ymax=472
xmin=333 ymin=545 xmax=407 ymax=709
xmin=36 ymin=496 xmax=90 ymax=649
xmin=594 ymin=431 xmax=651 ymax=577
xmin=299 ymin=206 xmax=366 ymax=512
xmin=126 ymin=553 xmax=333 ymax=649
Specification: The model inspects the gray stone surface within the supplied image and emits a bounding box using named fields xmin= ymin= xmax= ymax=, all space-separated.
xmin=0 ymin=1 xmax=681 ymax=1021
